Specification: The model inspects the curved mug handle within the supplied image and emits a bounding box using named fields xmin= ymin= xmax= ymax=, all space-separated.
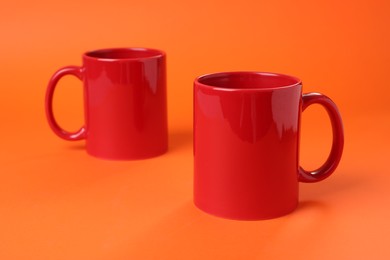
xmin=45 ymin=66 xmax=86 ymax=141
xmin=299 ymin=92 xmax=344 ymax=183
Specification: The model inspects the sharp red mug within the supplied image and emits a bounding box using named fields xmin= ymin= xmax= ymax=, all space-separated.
xmin=45 ymin=48 xmax=168 ymax=160
xmin=193 ymin=71 xmax=344 ymax=220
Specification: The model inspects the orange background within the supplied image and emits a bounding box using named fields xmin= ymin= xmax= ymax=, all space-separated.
xmin=1 ymin=0 xmax=390 ymax=259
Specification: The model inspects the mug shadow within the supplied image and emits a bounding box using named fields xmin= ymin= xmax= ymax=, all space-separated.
xmin=168 ymin=129 xmax=193 ymax=151
xmin=295 ymin=200 xmax=329 ymax=213
xmin=300 ymin=169 xmax=368 ymax=200
xmin=65 ymin=142 xmax=86 ymax=151
xmin=62 ymin=129 xmax=193 ymax=153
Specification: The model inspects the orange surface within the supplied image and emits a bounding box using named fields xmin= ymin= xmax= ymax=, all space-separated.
xmin=1 ymin=0 xmax=390 ymax=259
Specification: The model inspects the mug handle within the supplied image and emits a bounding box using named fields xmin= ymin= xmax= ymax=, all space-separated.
xmin=45 ymin=66 xmax=86 ymax=141
xmin=299 ymin=92 xmax=344 ymax=183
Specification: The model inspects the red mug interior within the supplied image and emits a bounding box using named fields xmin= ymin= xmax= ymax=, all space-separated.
xmin=84 ymin=48 xmax=164 ymax=60
xmin=196 ymin=72 xmax=301 ymax=90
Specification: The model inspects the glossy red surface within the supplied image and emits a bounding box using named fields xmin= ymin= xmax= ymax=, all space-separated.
xmin=193 ymin=72 xmax=344 ymax=220
xmin=45 ymin=48 xmax=168 ymax=160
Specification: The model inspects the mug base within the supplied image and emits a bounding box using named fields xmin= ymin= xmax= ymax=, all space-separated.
xmin=193 ymin=200 xmax=298 ymax=221
xmin=86 ymin=147 xmax=168 ymax=161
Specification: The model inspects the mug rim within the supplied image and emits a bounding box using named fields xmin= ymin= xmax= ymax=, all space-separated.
xmin=83 ymin=47 xmax=165 ymax=61
xmin=195 ymin=71 xmax=302 ymax=91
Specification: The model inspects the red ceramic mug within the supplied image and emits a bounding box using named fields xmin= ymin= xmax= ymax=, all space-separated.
xmin=193 ymin=72 xmax=344 ymax=220
xmin=45 ymin=48 xmax=168 ymax=160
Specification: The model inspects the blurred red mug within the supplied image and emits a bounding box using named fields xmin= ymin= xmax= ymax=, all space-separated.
xmin=193 ymin=71 xmax=344 ymax=220
xmin=45 ymin=48 xmax=168 ymax=160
